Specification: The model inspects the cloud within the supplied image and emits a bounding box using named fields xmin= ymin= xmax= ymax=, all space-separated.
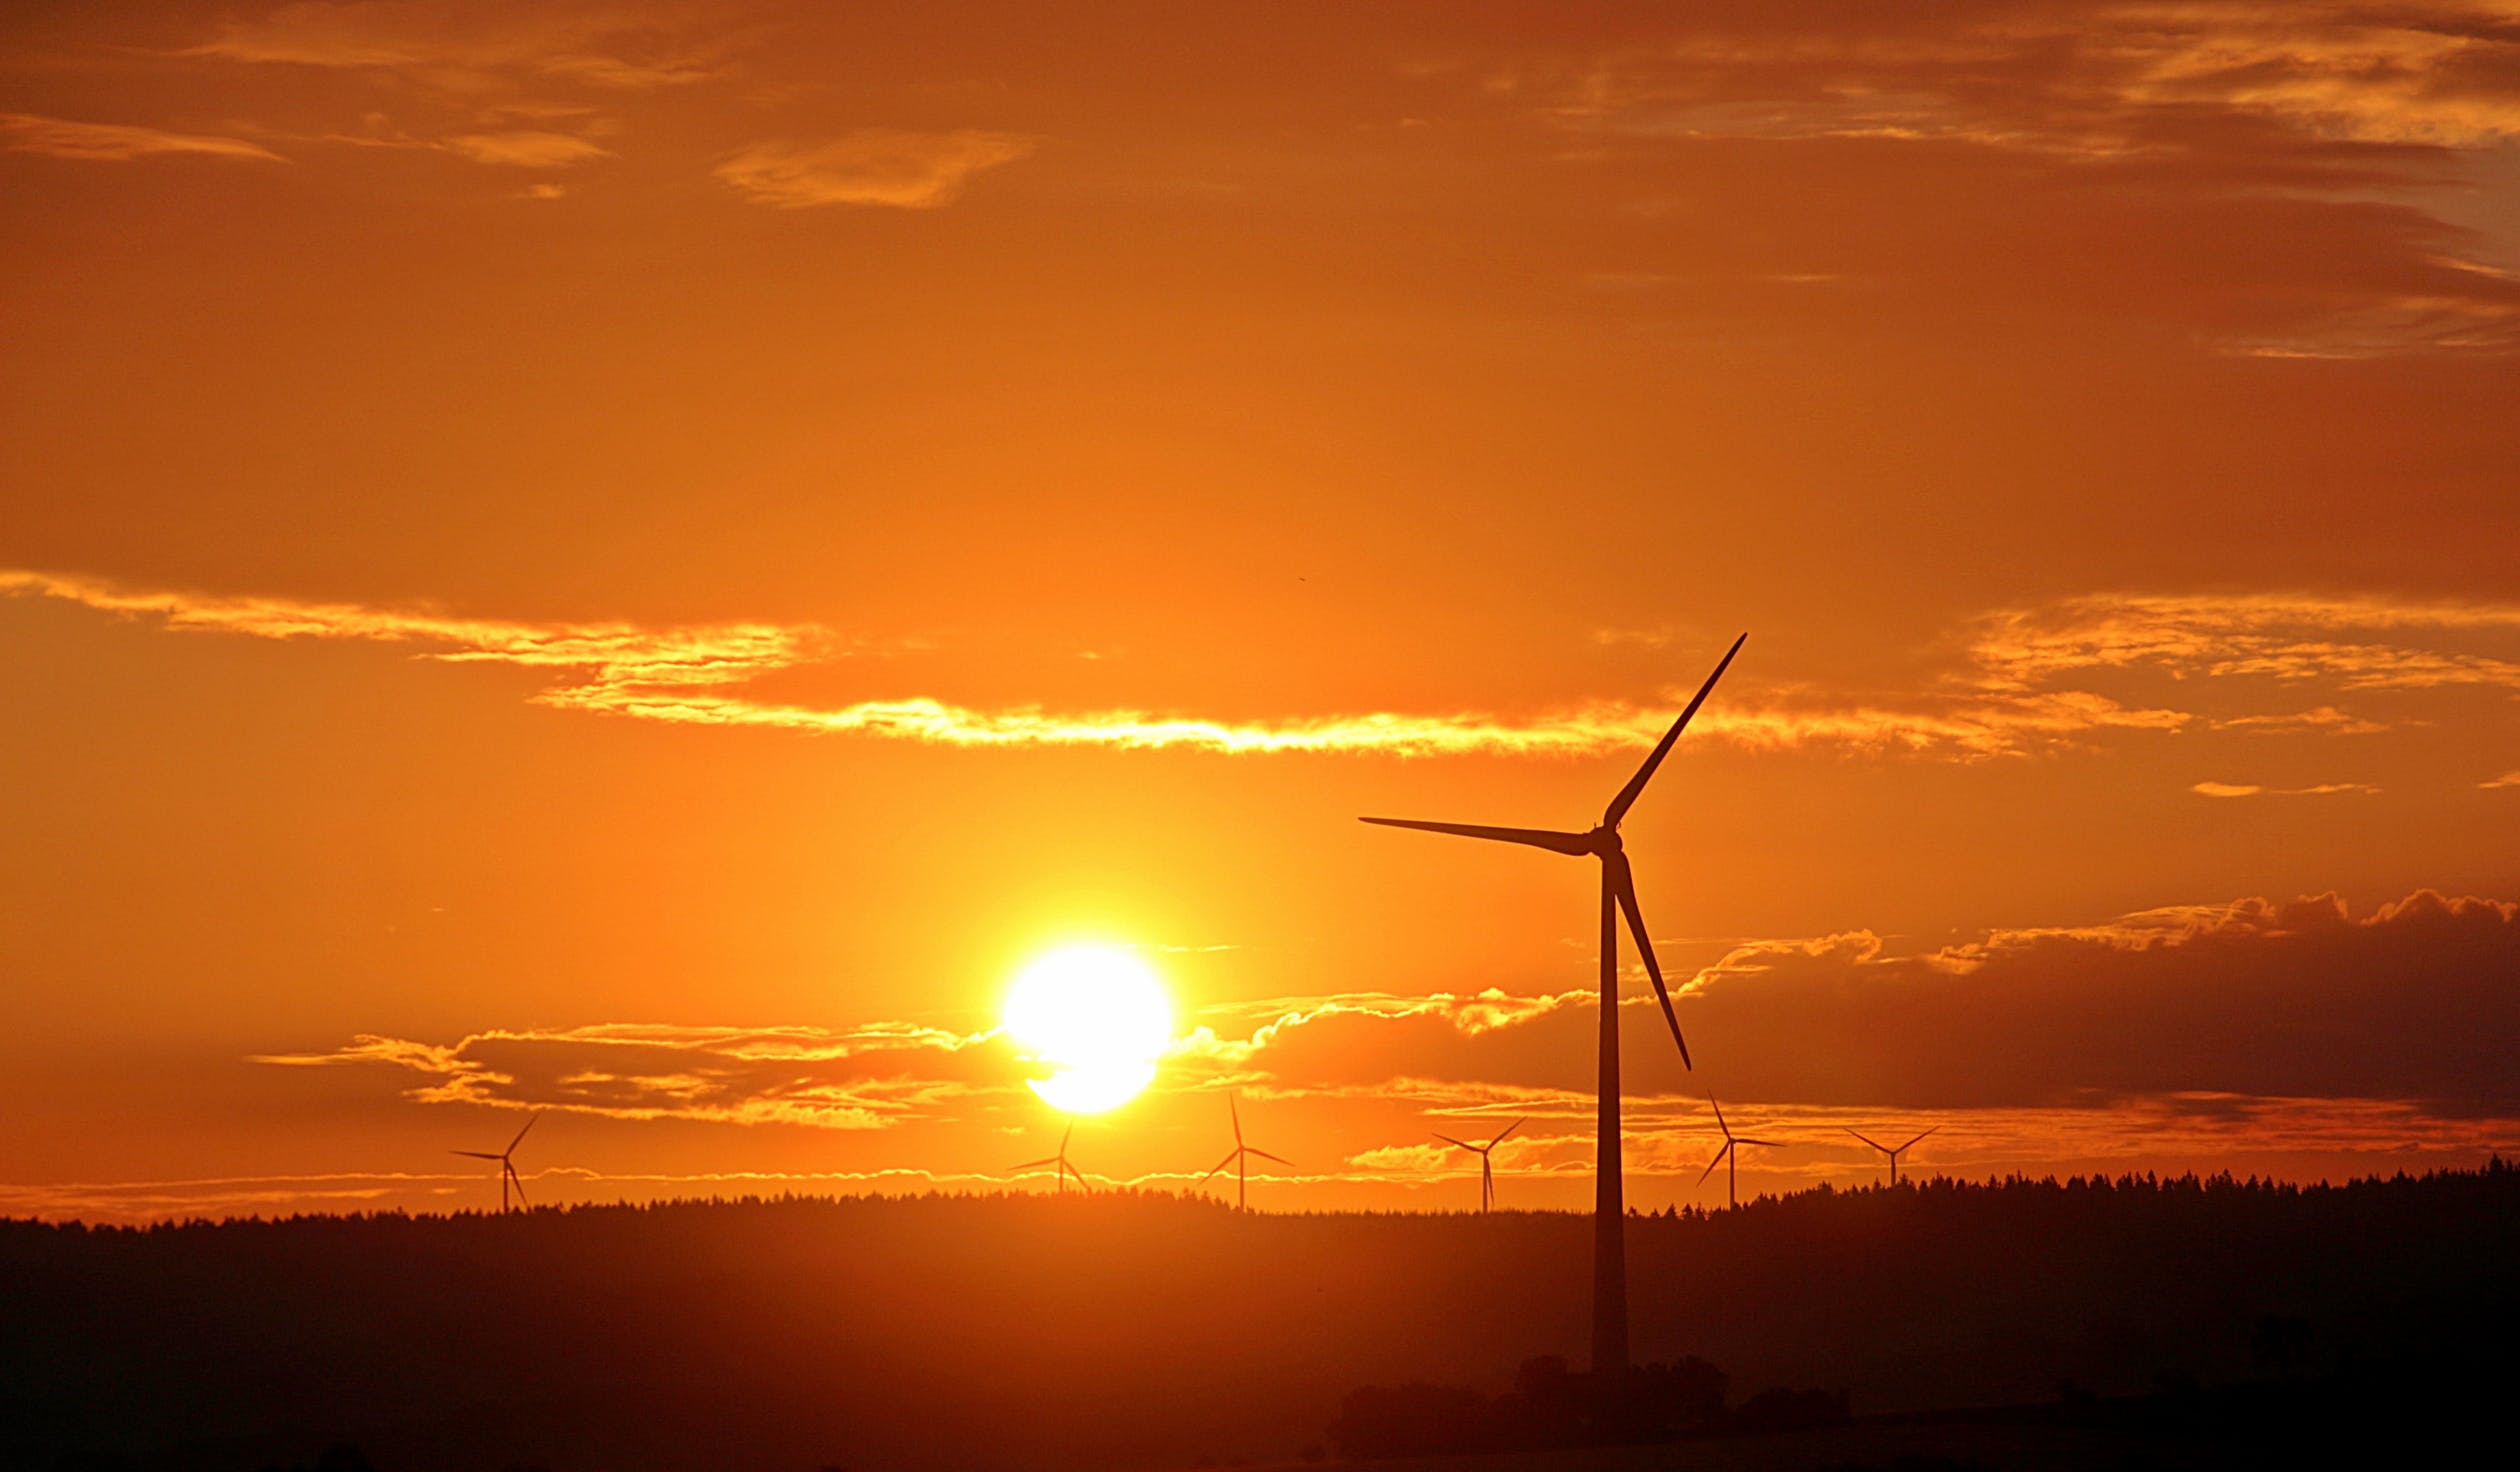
xmin=0 ymin=567 xmax=2218 ymax=760
xmin=1500 ymin=2 xmax=2520 ymax=356
xmin=186 ymin=1 xmax=727 ymax=90
xmin=2485 ymin=770 xmax=2520 ymax=789
xmin=1169 ymin=889 xmax=2520 ymax=1118
xmin=714 ymin=130 xmax=1037 ymax=209
xmin=2120 ymin=5 xmax=2520 ymax=148
xmin=0 ymin=113 xmax=285 ymax=163
xmin=253 ymin=1021 xmax=1002 ymax=1130
xmin=18 ymin=568 xmax=2516 ymax=763
xmin=2191 ymin=780 xmax=2380 ymax=797
xmin=439 ymin=130 xmax=614 ymax=167
xmin=1965 ymin=591 xmax=2520 ymax=693
xmin=2212 ymin=706 xmax=2390 ymax=735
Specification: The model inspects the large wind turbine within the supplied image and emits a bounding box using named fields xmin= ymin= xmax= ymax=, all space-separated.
xmin=1433 ymin=1117 xmax=1527 ymax=1213
xmin=1697 ymin=1096 xmax=1782 ymax=1209
xmin=1200 ymin=1095 xmax=1291 ymax=1212
xmin=451 ymin=1110 xmax=541 ymax=1213
xmin=1015 ymin=1120 xmax=1091 ymax=1194
xmin=1844 ymin=1125 xmax=1939 ymax=1186
xmin=1362 ymin=633 xmax=1745 ymax=1372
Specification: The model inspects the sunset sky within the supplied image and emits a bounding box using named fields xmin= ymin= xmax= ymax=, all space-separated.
xmin=5 ymin=0 xmax=2517 ymax=1222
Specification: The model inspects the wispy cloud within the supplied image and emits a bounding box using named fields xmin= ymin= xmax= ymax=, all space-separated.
xmin=185 ymin=2 xmax=729 ymax=90
xmin=439 ymin=130 xmax=614 ymax=167
xmin=1 ymin=113 xmax=285 ymax=163
xmin=14 ymin=571 xmax=2515 ymax=763
xmin=1965 ymin=591 xmax=2520 ymax=693
xmin=254 ymin=1021 xmax=999 ymax=1130
xmin=713 ymin=129 xmax=1038 ymax=209
xmin=2191 ymin=780 xmax=2381 ymax=798
xmin=2485 ymin=770 xmax=2520 ymax=790
xmin=1505 ymin=2 xmax=2520 ymax=357
xmin=0 ymin=568 xmax=2205 ymax=759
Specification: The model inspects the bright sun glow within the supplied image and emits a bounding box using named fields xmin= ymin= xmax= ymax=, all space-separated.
xmin=1002 ymin=945 xmax=1173 ymax=1114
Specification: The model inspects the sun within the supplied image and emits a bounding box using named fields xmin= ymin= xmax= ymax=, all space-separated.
xmin=1002 ymin=944 xmax=1174 ymax=1115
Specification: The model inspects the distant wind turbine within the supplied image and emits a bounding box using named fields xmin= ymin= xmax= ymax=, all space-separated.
xmin=1015 ymin=1120 xmax=1091 ymax=1194
xmin=1697 ymin=1097 xmax=1782 ymax=1209
xmin=451 ymin=1110 xmax=541 ymax=1213
xmin=1844 ymin=1125 xmax=1940 ymax=1186
xmin=1434 ymin=1117 xmax=1528 ymax=1213
xmin=1362 ymin=632 xmax=1745 ymax=1371
xmin=1200 ymin=1095 xmax=1292 ymax=1212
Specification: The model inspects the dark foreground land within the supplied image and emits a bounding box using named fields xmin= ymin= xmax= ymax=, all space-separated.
xmin=3 ymin=1163 xmax=2513 ymax=1471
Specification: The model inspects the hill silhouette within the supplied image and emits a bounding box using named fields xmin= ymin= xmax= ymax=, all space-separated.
xmin=4 ymin=1161 xmax=2514 ymax=1470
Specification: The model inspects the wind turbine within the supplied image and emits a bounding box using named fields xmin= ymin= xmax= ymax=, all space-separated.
xmin=1433 ymin=1117 xmax=1527 ymax=1213
xmin=1361 ymin=632 xmax=1745 ymax=1372
xmin=1697 ymin=1096 xmax=1783 ymax=1209
xmin=1200 ymin=1095 xmax=1291 ymax=1212
xmin=1844 ymin=1125 xmax=1940 ymax=1186
xmin=1015 ymin=1120 xmax=1091 ymax=1194
xmin=451 ymin=1110 xmax=541 ymax=1213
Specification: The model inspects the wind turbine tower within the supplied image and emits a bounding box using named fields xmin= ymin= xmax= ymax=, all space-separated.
xmin=1362 ymin=633 xmax=1745 ymax=1372
xmin=1433 ymin=1117 xmax=1528 ymax=1212
xmin=1200 ymin=1095 xmax=1292 ymax=1211
xmin=451 ymin=1110 xmax=542 ymax=1213
xmin=1015 ymin=1120 xmax=1091 ymax=1194
xmin=1844 ymin=1125 xmax=1940 ymax=1186
xmin=1697 ymin=1096 xmax=1782 ymax=1209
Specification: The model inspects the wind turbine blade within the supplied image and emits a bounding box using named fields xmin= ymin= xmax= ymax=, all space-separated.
xmin=1842 ymin=1127 xmax=1890 ymax=1153
xmin=1060 ymin=1120 xmax=1074 ymax=1149
xmin=1710 ymin=1096 xmax=1732 ymax=1139
xmin=507 ymin=1110 xmax=542 ymax=1154
xmin=1602 ymin=632 xmax=1747 ymax=826
xmin=1230 ymin=1094 xmax=1243 ymax=1149
xmin=1489 ymin=1117 xmax=1527 ymax=1149
xmin=1357 ymin=817 xmax=1594 ymax=857
xmin=1432 ymin=1133 xmax=1474 ymax=1151
xmin=1697 ymin=1143 xmax=1731 ymax=1186
xmin=1247 ymin=1148 xmax=1292 ymax=1167
xmin=1897 ymin=1126 xmax=1941 ymax=1153
xmin=1012 ymin=1156 xmax=1061 ymax=1171
xmin=507 ymin=1163 xmax=529 ymax=1208
xmin=1200 ymin=1149 xmax=1239 ymax=1183
xmin=451 ymin=1151 xmax=504 ymax=1160
xmin=1611 ymin=860 xmax=1691 ymax=1069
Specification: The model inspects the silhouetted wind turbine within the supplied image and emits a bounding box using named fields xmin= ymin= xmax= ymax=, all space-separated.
xmin=1434 ymin=1117 xmax=1527 ymax=1212
xmin=1361 ymin=632 xmax=1745 ymax=1372
xmin=451 ymin=1110 xmax=540 ymax=1213
xmin=1844 ymin=1125 xmax=1940 ymax=1186
xmin=1015 ymin=1120 xmax=1090 ymax=1195
xmin=1200 ymin=1095 xmax=1291 ymax=1212
xmin=1697 ymin=1097 xmax=1780 ymax=1209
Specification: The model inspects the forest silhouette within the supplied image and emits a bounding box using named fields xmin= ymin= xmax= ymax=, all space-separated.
xmin=4 ymin=1162 xmax=2513 ymax=1470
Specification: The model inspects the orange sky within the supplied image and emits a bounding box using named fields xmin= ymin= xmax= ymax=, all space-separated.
xmin=3 ymin=1 xmax=2517 ymax=1221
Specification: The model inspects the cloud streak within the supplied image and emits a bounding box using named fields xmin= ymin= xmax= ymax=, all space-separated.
xmin=185 ymin=2 xmax=728 ymax=90
xmin=2191 ymin=780 xmax=2381 ymax=798
xmin=713 ymin=130 xmax=1037 ymax=209
xmin=11 ymin=571 xmax=2515 ymax=762
xmin=1 ymin=113 xmax=285 ymax=163
xmin=253 ymin=1021 xmax=1000 ymax=1131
